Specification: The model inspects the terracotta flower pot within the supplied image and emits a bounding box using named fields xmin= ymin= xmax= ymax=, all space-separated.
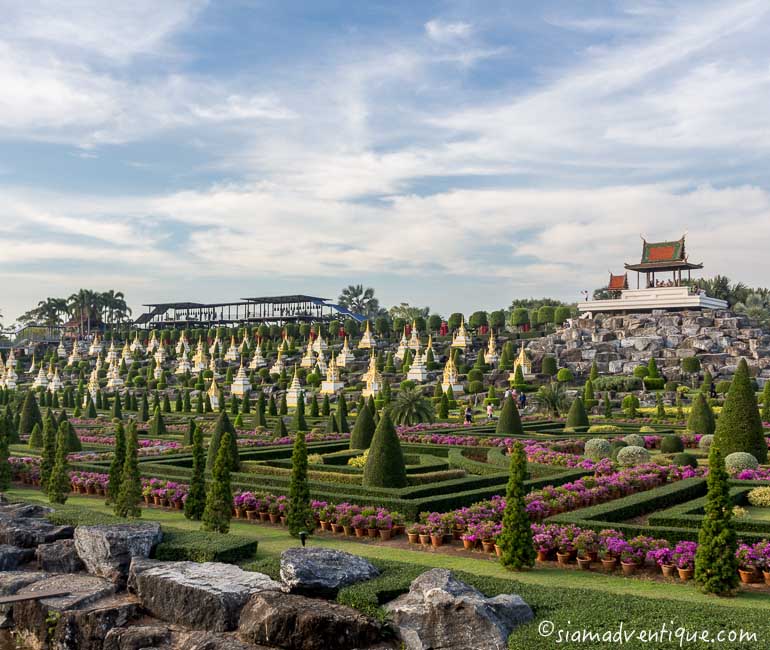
xmin=355 ymin=527 xmax=367 ymax=538
xmin=234 ymin=508 xmax=244 ymax=519
xmin=463 ymin=539 xmax=475 ymax=551
xmin=764 ymin=571 xmax=770 ymax=586
xmin=319 ymin=520 xmax=329 ymax=531
xmin=577 ymin=557 xmax=592 ymax=571
xmin=367 ymin=527 xmax=378 ymax=539
xmin=601 ymin=558 xmax=617 ymax=572
xmin=418 ymin=534 xmax=430 ymax=545
xmin=432 ymin=535 xmax=445 ymax=548
xmin=453 ymin=529 xmax=463 ymax=541
xmin=677 ymin=567 xmax=693 ymax=581
xmin=245 ymin=510 xmax=257 ymax=520
xmin=174 ymin=501 xmax=183 ymax=510
xmin=588 ymin=551 xmax=599 ymax=562
xmin=621 ymin=561 xmax=638 ymax=576
xmin=331 ymin=523 xmax=343 ymax=534
xmin=739 ymin=569 xmax=759 ymax=584
xmin=280 ymin=516 xmax=287 ymax=526
xmin=143 ymin=495 xmax=151 ymax=505
xmin=482 ymin=540 xmax=495 ymax=554
xmin=407 ymin=533 xmax=419 ymax=544
xmin=536 ymin=550 xmax=549 ymax=562
xmin=379 ymin=528 xmax=392 ymax=541
xmin=343 ymin=526 xmax=353 ymax=536
xmin=661 ymin=564 xmax=676 ymax=578
xmin=556 ymin=552 xmax=571 ymax=566
xmin=153 ymin=496 xmax=162 ymax=506
xmin=494 ymin=544 xmax=502 ymax=558
xmin=269 ymin=513 xmax=279 ymax=524
xmin=259 ymin=512 xmax=269 ymax=522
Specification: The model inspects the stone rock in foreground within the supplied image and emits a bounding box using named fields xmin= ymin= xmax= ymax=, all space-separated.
xmin=238 ymin=590 xmax=382 ymax=650
xmin=74 ymin=522 xmax=162 ymax=586
xmin=280 ymin=547 xmax=380 ymax=596
xmin=178 ymin=630 xmax=273 ymax=650
xmin=0 ymin=545 xmax=35 ymax=571
xmin=0 ymin=514 xmax=73 ymax=548
xmin=0 ymin=503 xmax=52 ymax=519
xmin=385 ymin=569 xmax=533 ymax=650
xmin=129 ymin=558 xmax=281 ymax=632
xmin=103 ymin=624 xmax=174 ymax=650
xmin=0 ymin=571 xmax=49 ymax=628
xmin=50 ymin=594 xmax=141 ymax=650
xmin=36 ymin=538 xmax=84 ymax=573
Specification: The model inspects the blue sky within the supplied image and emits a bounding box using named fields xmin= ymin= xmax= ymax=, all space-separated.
xmin=2 ymin=0 xmax=770 ymax=324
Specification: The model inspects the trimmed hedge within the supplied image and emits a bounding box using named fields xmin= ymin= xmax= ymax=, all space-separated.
xmin=154 ymin=531 xmax=258 ymax=563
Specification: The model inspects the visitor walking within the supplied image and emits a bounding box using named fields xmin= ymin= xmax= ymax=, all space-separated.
xmin=519 ymin=391 xmax=527 ymax=410
xmin=486 ymin=403 xmax=494 ymax=421
xmin=464 ymin=406 xmax=473 ymax=425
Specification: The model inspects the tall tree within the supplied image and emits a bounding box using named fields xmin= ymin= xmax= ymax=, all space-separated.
xmin=47 ymin=423 xmax=71 ymax=504
xmin=498 ymin=441 xmax=535 ymax=570
xmin=201 ymin=429 xmax=233 ymax=534
xmin=106 ymin=421 xmax=126 ymax=504
xmin=338 ymin=284 xmax=381 ymax=317
xmin=713 ymin=359 xmax=766 ymax=462
xmin=114 ymin=421 xmax=142 ymax=518
xmin=184 ymin=425 xmax=206 ymax=521
xmin=287 ymin=429 xmax=312 ymax=537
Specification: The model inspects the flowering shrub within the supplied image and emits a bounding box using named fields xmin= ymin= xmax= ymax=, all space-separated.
xmin=748 ymin=486 xmax=770 ymax=507
xmin=734 ymin=467 xmax=770 ymax=481
xmin=615 ymin=445 xmax=650 ymax=467
xmin=698 ymin=434 xmax=714 ymax=451
xmin=348 ymin=450 xmax=369 ymax=467
xmin=725 ymin=452 xmax=759 ymax=476
xmin=583 ymin=438 xmax=612 ymax=461
xmin=622 ymin=434 xmax=645 ymax=448
xmin=672 ymin=541 xmax=697 ymax=570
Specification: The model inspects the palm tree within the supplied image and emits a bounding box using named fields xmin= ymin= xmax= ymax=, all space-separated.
xmin=534 ymin=382 xmax=568 ymax=418
xmin=68 ymin=289 xmax=101 ymax=336
xmin=100 ymin=290 xmax=131 ymax=329
xmin=338 ymin=285 xmax=380 ymax=317
xmin=389 ymin=386 xmax=435 ymax=426
xmin=734 ymin=292 xmax=770 ymax=326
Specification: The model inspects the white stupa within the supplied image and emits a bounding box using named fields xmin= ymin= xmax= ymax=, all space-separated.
xmin=441 ymin=354 xmax=463 ymax=395
xmin=337 ymin=336 xmax=354 ymax=367
xmin=48 ymin=367 xmax=63 ymax=393
xmin=67 ymin=343 xmax=82 ymax=367
xmin=208 ymin=355 xmax=220 ymax=379
xmin=249 ymin=344 xmax=266 ymax=369
xmin=175 ymin=350 xmax=192 ymax=375
xmin=176 ymin=332 xmax=189 ymax=355
xmin=406 ymin=343 xmax=429 ymax=383
xmin=315 ymin=348 xmax=328 ymax=375
xmin=230 ymin=361 xmax=251 ymax=398
xmin=146 ymin=331 xmax=159 ymax=354
xmin=485 ymin=330 xmax=499 ymax=367
xmin=408 ymin=322 xmax=421 ymax=351
xmin=89 ymin=334 xmax=103 ymax=357
xmin=361 ymin=351 xmax=383 ymax=398
xmin=32 ymin=366 xmax=48 ymax=390
xmin=358 ymin=320 xmax=376 ymax=349
xmin=207 ymin=377 xmax=221 ymax=410
xmin=320 ymin=353 xmax=345 ymax=395
xmin=285 ymin=366 xmax=304 ymax=408
xmin=224 ymin=336 xmax=239 ymax=362
xmin=192 ymin=338 xmax=209 ymax=372
xmin=154 ymin=342 xmax=167 ymax=365
xmin=312 ymin=334 xmax=328 ymax=354
xmin=121 ymin=340 xmax=132 ymax=362
xmin=106 ymin=361 xmax=124 ymax=391
xmin=130 ymin=332 xmax=144 ymax=354
xmin=270 ymin=349 xmax=285 ymax=375
xmin=27 ymin=354 xmax=37 ymax=375
xmin=300 ymin=340 xmax=315 ymax=369
xmin=57 ymin=340 xmax=67 ymax=359
xmin=451 ymin=320 xmax=471 ymax=349
xmin=394 ymin=328 xmax=408 ymax=361
xmin=86 ymin=368 xmax=100 ymax=401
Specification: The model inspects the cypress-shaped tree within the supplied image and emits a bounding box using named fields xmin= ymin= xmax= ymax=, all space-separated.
xmin=162 ymin=394 xmax=172 ymax=414
xmin=762 ymin=380 xmax=770 ymax=423
xmin=47 ymin=423 xmax=70 ymax=504
xmin=321 ymin=394 xmax=330 ymax=416
xmin=279 ymin=393 xmax=288 ymax=415
xmin=149 ymin=406 xmax=167 ymax=437
xmin=207 ymin=411 xmax=239 ymax=471
xmin=583 ymin=379 xmax=595 ymax=408
xmin=362 ymin=410 xmax=407 ymax=488
xmin=28 ymin=422 xmax=43 ymax=449
xmin=241 ymin=393 xmax=250 ymax=413
xmin=184 ymin=425 xmax=206 ymax=521
xmin=287 ymin=429 xmax=312 ymax=537
xmin=589 ymin=360 xmax=599 ymax=381
xmin=291 ymin=393 xmax=308 ymax=431
xmin=51 ymin=391 xmax=60 ymax=409
xmin=565 ymin=396 xmax=589 ymax=431
xmin=268 ymin=395 xmax=278 ymax=416
xmin=204 ymin=393 xmax=213 ymax=413
xmin=687 ymin=393 xmax=715 ymax=436
xmin=496 ymin=396 xmax=524 ymax=436
xmin=195 ymin=392 xmax=204 ymax=414
xmin=95 ymin=390 xmax=103 ymax=410
xmin=701 ymin=371 xmax=713 ymax=394
xmin=139 ymin=393 xmax=150 ymax=422
xmin=106 ymin=421 xmax=126 ymax=504
xmin=714 ymin=359 xmax=765 ymax=462
xmin=327 ymin=413 xmax=338 ymax=433
xmin=63 ymin=420 xmax=82 ymax=453
xmin=184 ymin=418 xmax=196 ymax=446
xmin=309 ymin=394 xmax=319 ymax=417
xmin=111 ymin=393 xmax=123 ymax=420
xmin=201 ymin=429 xmax=233 ymax=534
xmin=19 ymin=391 xmax=42 ymax=437
xmin=40 ymin=416 xmax=57 ymax=491
xmin=694 ymin=444 xmax=739 ymax=595
xmin=437 ymin=393 xmax=449 ymax=419
xmin=655 ymin=392 xmax=666 ymax=419
xmin=183 ymin=390 xmax=192 ymax=413
xmin=603 ymin=393 xmax=613 ymax=419
xmin=114 ymin=421 xmax=142 ymax=518
xmin=0 ymin=429 xmax=10 ymax=491
xmin=350 ymin=403 xmax=376 ymax=449
xmin=229 ymin=394 xmax=239 ymax=416
xmin=175 ymin=392 xmax=183 ymax=413
xmin=337 ymin=394 xmax=350 ymax=433
xmin=276 ymin=416 xmax=288 ymax=437
xmin=498 ymin=441 xmax=535 ymax=570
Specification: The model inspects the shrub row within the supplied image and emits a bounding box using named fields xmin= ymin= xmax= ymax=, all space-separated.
xmin=154 ymin=531 xmax=258 ymax=563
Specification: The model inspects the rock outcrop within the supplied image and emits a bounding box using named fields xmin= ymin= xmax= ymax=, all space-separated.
xmin=280 ymin=547 xmax=380 ymax=597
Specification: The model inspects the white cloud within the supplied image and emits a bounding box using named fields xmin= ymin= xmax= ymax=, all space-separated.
xmin=425 ymin=19 xmax=473 ymax=43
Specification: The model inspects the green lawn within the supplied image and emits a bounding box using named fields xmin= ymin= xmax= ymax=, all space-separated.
xmin=9 ymin=487 xmax=770 ymax=612
xmin=745 ymin=506 xmax=770 ymax=522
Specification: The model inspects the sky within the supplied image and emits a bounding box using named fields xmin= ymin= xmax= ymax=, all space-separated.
xmin=1 ymin=0 xmax=770 ymax=324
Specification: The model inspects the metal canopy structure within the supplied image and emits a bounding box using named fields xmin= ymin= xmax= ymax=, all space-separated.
xmin=135 ymin=294 xmax=364 ymax=329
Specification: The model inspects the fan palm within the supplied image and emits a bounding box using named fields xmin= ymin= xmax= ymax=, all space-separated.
xmin=389 ymin=386 xmax=435 ymax=426
xmin=534 ymin=382 xmax=569 ymax=418
xmin=734 ymin=292 xmax=770 ymax=326
xmin=338 ymin=285 xmax=380 ymax=317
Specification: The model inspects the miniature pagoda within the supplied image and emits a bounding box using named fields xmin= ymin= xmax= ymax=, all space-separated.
xmin=230 ymin=361 xmax=251 ymax=398
xmin=192 ymin=338 xmax=209 ymax=372
xmin=320 ymin=353 xmax=345 ymax=395
xmin=176 ymin=333 xmax=189 ymax=355
xmin=4 ymin=364 xmax=17 ymax=391
xmin=4 ymin=349 xmax=15 ymax=372
xmin=46 ymin=362 xmax=55 ymax=381
xmin=300 ymin=340 xmax=316 ymax=368
xmin=175 ymin=351 xmax=192 ymax=375
xmin=130 ymin=332 xmax=144 ymax=354
xmin=312 ymin=334 xmax=328 ymax=354
xmin=270 ymin=349 xmax=285 ymax=375
xmin=408 ymin=322 xmax=421 ymax=351
xmin=32 ymin=366 xmax=48 ymax=390
xmin=154 ymin=342 xmax=167 ymax=365
xmin=47 ymin=367 xmax=63 ymax=393
xmin=224 ymin=336 xmax=239 ymax=362
xmin=485 ymin=330 xmax=499 ymax=367
xmin=426 ymin=334 xmax=434 ymax=356
xmin=106 ymin=361 xmax=123 ymax=391
xmin=358 ymin=321 xmax=376 ymax=349
xmin=395 ymin=328 xmax=408 ymax=361
xmin=337 ymin=336 xmax=354 ymax=367
xmin=406 ymin=343 xmax=429 ymax=383
xmin=285 ymin=366 xmax=304 ymax=407
xmin=121 ymin=341 xmax=132 ymax=362
xmin=315 ymin=348 xmax=328 ymax=375
xmin=27 ymin=354 xmax=36 ymax=375
xmin=441 ymin=354 xmax=463 ymax=395
xmin=95 ymin=353 xmax=103 ymax=371
xmin=67 ymin=344 xmax=82 ymax=367
xmin=208 ymin=355 xmax=220 ymax=379
xmin=451 ymin=320 xmax=471 ymax=349
xmin=56 ymin=339 xmax=67 ymax=359
xmin=106 ymin=341 xmax=119 ymax=363
xmin=153 ymin=363 xmax=163 ymax=381
xmin=207 ymin=377 xmax=221 ymax=410
xmin=85 ymin=368 xmax=100 ymax=401
xmin=146 ymin=331 xmax=159 ymax=354
xmin=361 ymin=351 xmax=383 ymax=397
xmin=89 ymin=335 xmax=103 ymax=357
xmin=238 ymin=334 xmax=249 ymax=355
xmin=510 ymin=344 xmax=532 ymax=379
xmin=249 ymin=344 xmax=266 ymax=369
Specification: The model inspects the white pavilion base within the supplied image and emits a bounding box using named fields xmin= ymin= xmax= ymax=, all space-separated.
xmin=231 ymin=380 xmax=251 ymax=398
xmin=407 ymin=367 xmax=428 ymax=382
xmin=442 ymin=382 xmax=463 ymax=396
xmin=578 ymin=286 xmax=727 ymax=315
xmin=320 ymin=380 xmax=345 ymax=395
xmin=362 ymin=381 xmax=381 ymax=398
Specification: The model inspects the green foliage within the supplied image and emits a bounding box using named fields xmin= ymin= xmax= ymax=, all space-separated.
xmin=287 ymin=430 xmax=313 ymax=537
xmin=687 ymin=393 xmax=715 ymax=436
xmin=660 ymin=434 xmax=684 ymax=454
xmin=0 ymin=429 xmax=10 ymax=491
xmin=291 ymin=392 xmax=308 ymax=431
xmin=655 ymin=392 xmax=666 ymax=418
xmin=336 ymin=394 xmax=350 ymax=432
xmin=695 ymin=445 xmax=738 ymax=595
xmin=114 ymin=421 xmax=142 ymax=518
xmin=621 ymin=394 xmax=640 ymax=418
xmin=510 ymin=308 xmax=529 ymax=327
xmin=556 ymin=367 xmax=573 ymax=383
xmin=28 ymin=422 xmax=43 ymax=449
xmin=498 ymin=442 xmax=535 ymax=570
xmin=206 ymin=411 xmax=239 ymax=472
xmin=40 ymin=417 xmax=56 ymax=491
xmin=202 ymin=429 xmax=234 ymax=534
xmin=673 ymin=452 xmax=698 ymax=468
xmin=762 ymin=380 xmax=770 ymax=423
xmin=183 ymin=418 xmax=195 ymax=446
xmin=437 ymin=393 xmax=449 ymax=419
xmin=19 ymin=390 xmax=42 ymax=437
xmin=714 ymin=359 xmax=766 ymax=462
xmin=603 ymin=393 xmax=612 ymax=419
xmin=106 ymin=421 xmax=126 ymax=504
xmin=111 ymin=393 xmax=122 ymax=420
xmin=350 ymin=403 xmax=376 ymax=450
xmin=584 ymin=438 xmax=612 ymax=461
xmin=149 ymin=406 xmax=166 ymax=437
xmin=47 ymin=423 xmax=70 ymax=504
xmin=588 ymin=360 xmax=599 ymax=381
xmin=154 ymin=531 xmax=257 ymax=563
xmin=184 ymin=425 xmax=206 ymax=521
xmin=390 ymin=386 xmax=435 ymax=426
xmin=565 ymin=397 xmax=589 ymax=431
xmin=496 ymin=396 xmax=523 ymax=436
xmin=362 ymin=410 xmax=407 ymax=488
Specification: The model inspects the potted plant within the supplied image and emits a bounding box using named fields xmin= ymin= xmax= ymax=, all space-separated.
xmin=277 ymin=496 xmax=288 ymax=525
xmin=406 ymin=525 xmax=420 ymax=544
xmin=533 ymin=530 xmax=554 ymax=562
xmin=620 ymin=547 xmax=641 ymax=576
xmin=366 ymin=514 xmax=379 ymax=539
xmin=391 ymin=512 xmax=406 ymax=537
xmin=461 ymin=533 xmax=477 ymax=551
xmin=736 ymin=544 xmax=760 ymax=584
xmin=141 ymin=483 xmax=152 ymax=505
xmin=754 ymin=541 xmax=770 ymax=585
xmin=258 ymin=497 xmax=270 ymax=522
xmin=352 ymin=514 xmax=368 ymax=538
xmin=418 ymin=527 xmax=431 ymax=545
xmin=575 ymin=530 xmax=599 ymax=569
xmin=555 ymin=533 xmax=574 ymax=565
xmin=377 ymin=513 xmax=393 ymax=541
xmin=673 ymin=541 xmax=697 ymax=581
xmin=650 ymin=547 xmax=675 ymax=577
xmin=268 ymin=499 xmax=280 ymax=524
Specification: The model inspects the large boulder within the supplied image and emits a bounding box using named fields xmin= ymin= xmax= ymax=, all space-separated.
xmin=0 ymin=571 xmax=49 ymax=628
xmin=74 ymin=522 xmax=162 ymax=587
xmin=0 ymin=514 xmax=73 ymax=548
xmin=103 ymin=624 xmax=174 ymax=650
xmin=0 ymin=545 xmax=35 ymax=570
xmin=280 ymin=547 xmax=380 ymax=597
xmin=385 ymin=569 xmax=533 ymax=650
xmin=36 ymin=538 xmax=85 ymax=573
xmin=48 ymin=594 xmax=142 ymax=650
xmin=129 ymin=558 xmax=281 ymax=632
xmin=238 ymin=591 xmax=381 ymax=650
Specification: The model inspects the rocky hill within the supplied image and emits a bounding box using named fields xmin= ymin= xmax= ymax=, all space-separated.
xmin=525 ymin=309 xmax=770 ymax=383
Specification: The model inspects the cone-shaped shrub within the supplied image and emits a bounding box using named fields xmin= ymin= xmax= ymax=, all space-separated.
xmin=115 ymin=421 xmax=142 ymax=518
xmin=291 ymin=393 xmax=308 ymax=431
xmin=139 ymin=393 xmax=149 ymax=422
xmin=202 ymin=429 xmax=233 ymax=534
xmin=309 ymin=394 xmax=319 ymax=417
xmin=337 ymin=394 xmax=350 ymax=433
xmin=28 ymin=423 xmax=43 ymax=449
xmin=603 ymin=394 xmax=612 ymax=419
xmin=64 ymin=420 xmax=82 ymax=453
xmin=695 ymin=444 xmax=739 ymax=595
xmin=47 ymin=423 xmax=70 ymax=504
xmin=0 ymin=429 xmax=10 ymax=491
xmin=268 ymin=395 xmax=278 ymax=416
xmin=496 ymin=396 xmax=524 ymax=436
xmin=287 ymin=429 xmax=312 ymax=537
xmin=687 ymin=393 xmax=715 ymax=436
xmin=362 ymin=410 xmax=407 ymax=488
xmin=655 ymin=392 xmax=666 ymax=419
xmin=207 ymin=411 xmax=239 ymax=471
xmin=184 ymin=425 xmax=206 ymax=521
xmin=714 ymin=359 xmax=766 ymax=462
xmin=40 ymin=417 xmax=56 ymax=491
xmin=276 ymin=416 xmax=288 ymax=437
xmin=350 ymin=403 xmax=376 ymax=449
xmin=498 ymin=441 xmax=535 ymax=570
xmin=149 ymin=406 xmax=166 ymax=437
xmin=111 ymin=394 xmax=122 ymax=420
xmin=437 ymin=393 xmax=449 ymax=419
xmin=107 ymin=421 xmax=126 ymax=504
xmin=183 ymin=418 xmax=196 ymax=446
xmin=565 ymin=396 xmax=589 ymax=431
xmin=321 ymin=394 xmax=330 ymax=416
xmin=175 ymin=393 xmax=183 ymax=413
xmin=19 ymin=391 xmax=42 ymax=437
xmin=327 ymin=413 xmax=338 ymax=433
xmin=279 ymin=394 xmax=287 ymax=415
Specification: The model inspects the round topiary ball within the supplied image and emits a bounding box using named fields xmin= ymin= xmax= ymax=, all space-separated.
xmin=698 ymin=434 xmax=714 ymax=451
xmin=747 ymin=486 xmax=770 ymax=507
xmin=672 ymin=452 xmax=698 ymax=468
xmin=610 ymin=440 xmax=628 ymax=461
xmin=616 ymin=445 xmax=651 ymax=467
xmin=622 ymin=433 xmax=645 ymax=448
xmin=660 ymin=435 xmax=685 ymax=454
xmin=584 ymin=438 xmax=612 ymax=461
xmin=724 ymin=452 xmax=759 ymax=476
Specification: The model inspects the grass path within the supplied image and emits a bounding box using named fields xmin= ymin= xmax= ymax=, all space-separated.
xmin=10 ymin=487 xmax=770 ymax=611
